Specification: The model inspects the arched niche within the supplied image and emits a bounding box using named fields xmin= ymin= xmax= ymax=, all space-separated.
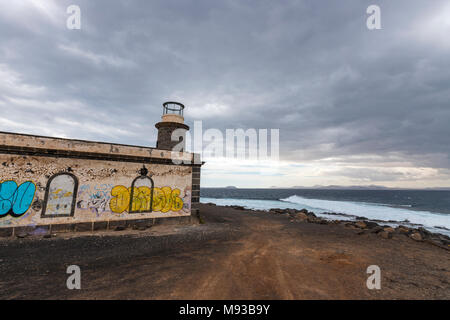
xmin=129 ymin=175 xmax=154 ymax=213
xmin=42 ymin=173 xmax=78 ymax=218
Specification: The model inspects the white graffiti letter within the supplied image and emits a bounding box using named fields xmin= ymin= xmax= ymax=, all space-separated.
xmin=67 ymin=5 xmax=81 ymax=30
xmin=366 ymin=265 xmax=381 ymax=290
xmin=366 ymin=5 xmax=381 ymax=30
xmin=66 ymin=265 xmax=81 ymax=289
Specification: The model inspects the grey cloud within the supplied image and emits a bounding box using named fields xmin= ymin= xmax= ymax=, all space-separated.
xmin=0 ymin=0 xmax=449 ymax=184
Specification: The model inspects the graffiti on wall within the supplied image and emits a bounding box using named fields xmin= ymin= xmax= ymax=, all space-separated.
xmin=1 ymin=170 xmax=188 ymax=225
xmin=77 ymin=184 xmax=113 ymax=215
xmin=110 ymin=186 xmax=184 ymax=214
xmin=0 ymin=181 xmax=36 ymax=217
xmin=42 ymin=173 xmax=78 ymax=217
xmin=129 ymin=175 xmax=154 ymax=213
xmin=153 ymin=187 xmax=184 ymax=212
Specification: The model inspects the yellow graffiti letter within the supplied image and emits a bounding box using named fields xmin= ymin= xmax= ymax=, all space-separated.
xmin=110 ymin=186 xmax=130 ymax=213
xmin=130 ymin=186 xmax=152 ymax=212
xmin=171 ymin=189 xmax=184 ymax=211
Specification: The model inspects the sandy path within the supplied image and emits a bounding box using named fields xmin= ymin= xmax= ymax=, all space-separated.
xmin=0 ymin=203 xmax=449 ymax=299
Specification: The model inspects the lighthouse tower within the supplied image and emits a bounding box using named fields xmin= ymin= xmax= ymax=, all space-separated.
xmin=155 ymin=102 xmax=190 ymax=152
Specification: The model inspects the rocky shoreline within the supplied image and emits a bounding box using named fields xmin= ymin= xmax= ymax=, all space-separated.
xmin=209 ymin=204 xmax=450 ymax=251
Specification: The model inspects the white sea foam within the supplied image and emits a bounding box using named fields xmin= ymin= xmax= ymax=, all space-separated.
xmin=201 ymin=196 xmax=450 ymax=236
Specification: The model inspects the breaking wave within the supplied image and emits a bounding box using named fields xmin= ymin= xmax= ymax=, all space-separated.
xmin=201 ymin=196 xmax=450 ymax=236
xmin=280 ymin=195 xmax=450 ymax=235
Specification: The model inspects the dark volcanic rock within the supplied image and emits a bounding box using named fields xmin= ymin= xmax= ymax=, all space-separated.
xmin=370 ymin=226 xmax=384 ymax=234
xmin=355 ymin=221 xmax=367 ymax=229
xmin=396 ymin=226 xmax=411 ymax=235
xmin=418 ymin=227 xmax=432 ymax=238
xmin=364 ymin=221 xmax=379 ymax=229
xmin=384 ymin=227 xmax=395 ymax=233
xmin=306 ymin=211 xmax=317 ymax=218
xmin=269 ymin=208 xmax=284 ymax=214
xmin=249 ymin=206 xmax=448 ymax=248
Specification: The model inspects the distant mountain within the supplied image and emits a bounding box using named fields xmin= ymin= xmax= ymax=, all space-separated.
xmin=203 ymin=185 xmax=450 ymax=190
xmin=290 ymin=185 xmax=450 ymax=190
xmin=311 ymin=185 xmax=389 ymax=190
xmin=290 ymin=185 xmax=387 ymax=190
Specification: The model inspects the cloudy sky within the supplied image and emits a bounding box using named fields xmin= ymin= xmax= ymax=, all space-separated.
xmin=0 ymin=0 xmax=449 ymax=188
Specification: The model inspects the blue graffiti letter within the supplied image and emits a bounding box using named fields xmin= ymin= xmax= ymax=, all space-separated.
xmin=0 ymin=181 xmax=36 ymax=217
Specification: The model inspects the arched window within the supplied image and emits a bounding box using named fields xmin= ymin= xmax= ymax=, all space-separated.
xmin=42 ymin=173 xmax=78 ymax=218
xmin=129 ymin=175 xmax=154 ymax=213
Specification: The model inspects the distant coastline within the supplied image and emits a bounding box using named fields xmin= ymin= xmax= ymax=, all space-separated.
xmin=203 ymin=186 xmax=450 ymax=191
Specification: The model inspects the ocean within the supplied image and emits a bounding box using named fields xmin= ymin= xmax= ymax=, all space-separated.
xmin=200 ymin=188 xmax=450 ymax=236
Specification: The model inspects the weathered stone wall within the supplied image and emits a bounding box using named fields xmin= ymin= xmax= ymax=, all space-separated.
xmin=0 ymin=132 xmax=198 ymax=230
xmin=191 ymin=164 xmax=201 ymax=208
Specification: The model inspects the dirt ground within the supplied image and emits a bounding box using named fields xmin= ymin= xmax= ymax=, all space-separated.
xmin=0 ymin=203 xmax=449 ymax=299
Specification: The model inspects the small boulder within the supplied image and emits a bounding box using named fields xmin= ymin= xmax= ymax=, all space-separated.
xmin=355 ymin=221 xmax=367 ymax=229
xmin=370 ymin=226 xmax=383 ymax=234
xmin=295 ymin=212 xmax=308 ymax=221
xmin=307 ymin=216 xmax=324 ymax=224
xmin=306 ymin=211 xmax=317 ymax=218
xmin=384 ymin=227 xmax=395 ymax=233
xmin=363 ymin=221 xmax=378 ymax=229
xmin=270 ymin=209 xmax=284 ymax=214
xmin=410 ymin=232 xmax=423 ymax=241
xmin=418 ymin=227 xmax=431 ymax=238
xmin=307 ymin=216 xmax=317 ymax=223
xmin=396 ymin=226 xmax=411 ymax=234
